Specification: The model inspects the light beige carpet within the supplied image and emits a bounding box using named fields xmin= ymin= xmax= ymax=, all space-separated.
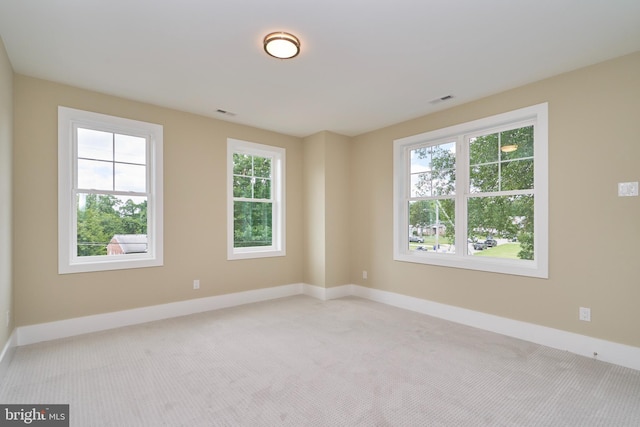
xmin=1 ymin=295 xmax=639 ymax=426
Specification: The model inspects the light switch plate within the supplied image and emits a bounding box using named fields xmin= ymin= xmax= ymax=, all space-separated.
xmin=579 ymin=307 xmax=591 ymax=322
xmin=618 ymin=182 xmax=638 ymax=197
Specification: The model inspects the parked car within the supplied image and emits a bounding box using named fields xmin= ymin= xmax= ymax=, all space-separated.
xmin=409 ymin=235 xmax=424 ymax=243
xmin=473 ymin=241 xmax=486 ymax=250
xmin=484 ymin=238 xmax=498 ymax=247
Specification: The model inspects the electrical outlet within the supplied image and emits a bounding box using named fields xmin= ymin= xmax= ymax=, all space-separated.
xmin=362 ymin=270 xmax=368 ymax=279
xmin=193 ymin=279 xmax=200 ymax=290
xmin=5 ymin=311 xmax=9 ymax=327
xmin=579 ymin=307 xmax=591 ymax=322
xmin=618 ymin=181 xmax=639 ymax=197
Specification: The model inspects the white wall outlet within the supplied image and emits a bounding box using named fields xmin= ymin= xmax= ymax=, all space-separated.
xmin=193 ymin=279 xmax=200 ymax=290
xmin=362 ymin=270 xmax=368 ymax=279
xmin=579 ymin=307 xmax=591 ymax=322
xmin=5 ymin=310 xmax=9 ymax=327
xmin=618 ymin=181 xmax=638 ymax=197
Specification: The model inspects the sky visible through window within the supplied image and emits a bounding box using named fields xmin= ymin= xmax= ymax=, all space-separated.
xmin=76 ymin=128 xmax=147 ymax=207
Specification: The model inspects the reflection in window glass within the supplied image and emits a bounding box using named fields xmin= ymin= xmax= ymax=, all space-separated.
xmin=469 ymin=125 xmax=533 ymax=193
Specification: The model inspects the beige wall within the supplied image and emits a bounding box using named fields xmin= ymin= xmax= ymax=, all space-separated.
xmin=13 ymin=76 xmax=304 ymax=326
xmin=303 ymin=131 xmax=351 ymax=288
xmin=350 ymin=52 xmax=640 ymax=348
xmin=9 ymin=50 xmax=640 ymax=350
xmin=0 ymin=38 xmax=13 ymax=349
xmin=324 ymin=132 xmax=351 ymax=288
xmin=303 ymin=132 xmax=326 ymax=287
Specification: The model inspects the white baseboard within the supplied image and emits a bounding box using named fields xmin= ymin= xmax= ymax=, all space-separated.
xmin=302 ymin=284 xmax=354 ymax=301
xmin=11 ymin=282 xmax=640 ymax=372
xmin=17 ymin=283 xmax=303 ymax=346
xmin=350 ymin=285 xmax=640 ymax=372
xmin=0 ymin=330 xmax=17 ymax=379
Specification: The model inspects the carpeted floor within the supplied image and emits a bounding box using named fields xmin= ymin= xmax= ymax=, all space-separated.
xmin=1 ymin=295 xmax=640 ymax=426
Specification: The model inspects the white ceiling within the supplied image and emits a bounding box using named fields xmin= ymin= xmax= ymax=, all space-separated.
xmin=1 ymin=1 xmax=639 ymax=137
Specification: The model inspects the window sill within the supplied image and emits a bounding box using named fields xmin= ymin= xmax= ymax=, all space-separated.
xmin=60 ymin=256 xmax=163 ymax=274
xmin=227 ymin=249 xmax=286 ymax=261
xmin=394 ymin=251 xmax=547 ymax=278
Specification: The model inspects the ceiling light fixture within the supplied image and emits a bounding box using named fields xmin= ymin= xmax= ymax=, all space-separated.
xmin=263 ymin=32 xmax=300 ymax=59
xmin=500 ymin=144 xmax=518 ymax=153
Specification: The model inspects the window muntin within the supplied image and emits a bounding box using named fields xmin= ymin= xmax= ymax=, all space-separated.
xmin=394 ymin=103 xmax=548 ymax=278
xmin=58 ymin=107 xmax=163 ymax=273
xmin=227 ymin=139 xmax=285 ymax=259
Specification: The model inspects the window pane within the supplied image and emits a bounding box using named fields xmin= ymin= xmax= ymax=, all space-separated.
xmin=254 ymin=177 xmax=271 ymax=199
xmin=467 ymin=194 xmax=534 ymax=260
xmin=469 ymin=133 xmax=498 ymax=165
xmin=410 ymin=148 xmax=429 ymax=174
xmin=253 ymin=156 xmax=271 ymax=178
xmin=500 ymin=126 xmax=533 ymax=160
xmin=233 ymin=153 xmax=252 ymax=175
xmin=77 ymin=128 xmax=113 ymax=161
xmin=408 ymin=199 xmax=455 ymax=254
xmin=234 ymin=201 xmax=272 ymax=247
xmin=501 ymin=159 xmax=533 ymax=191
xmin=470 ymin=125 xmax=534 ymax=193
xmin=411 ymin=172 xmax=432 ymax=197
xmin=430 ymin=142 xmax=456 ymax=172
xmin=410 ymin=142 xmax=456 ymax=197
xmin=432 ymin=168 xmax=456 ymax=196
xmin=76 ymin=193 xmax=148 ymax=257
xmin=233 ymin=176 xmax=253 ymax=198
xmin=77 ymin=159 xmax=113 ymax=190
xmin=470 ymin=164 xmax=499 ymax=193
xmin=115 ymin=134 xmax=146 ymax=164
xmin=115 ymin=163 xmax=146 ymax=192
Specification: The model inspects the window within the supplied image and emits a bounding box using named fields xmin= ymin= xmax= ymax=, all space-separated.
xmin=58 ymin=107 xmax=163 ymax=274
xmin=393 ymin=103 xmax=548 ymax=278
xmin=227 ymin=139 xmax=285 ymax=260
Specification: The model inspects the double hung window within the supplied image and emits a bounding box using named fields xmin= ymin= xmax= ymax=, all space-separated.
xmin=227 ymin=139 xmax=285 ymax=260
xmin=58 ymin=107 xmax=163 ymax=273
xmin=394 ymin=103 xmax=548 ymax=278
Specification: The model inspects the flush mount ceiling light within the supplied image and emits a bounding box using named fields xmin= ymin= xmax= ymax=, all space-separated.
xmin=263 ymin=32 xmax=300 ymax=59
xmin=500 ymin=144 xmax=518 ymax=153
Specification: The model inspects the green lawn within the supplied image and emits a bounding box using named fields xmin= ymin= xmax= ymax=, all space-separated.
xmin=420 ymin=236 xmax=452 ymax=245
xmin=474 ymin=243 xmax=521 ymax=259
xmin=408 ymin=239 xmax=522 ymax=259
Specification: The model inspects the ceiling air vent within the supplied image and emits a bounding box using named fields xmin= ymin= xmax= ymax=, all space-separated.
xmin=429 ymin=94 xmax=454 ymax=105
xmin=216 ymin=109 xmax=237 ymax=117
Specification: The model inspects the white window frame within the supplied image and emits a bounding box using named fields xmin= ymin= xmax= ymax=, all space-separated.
xmin=58 ymin=106 xmax=163 ymax=274
xmin=227 ymin=138 xmax=286 ymax=260
xmin=393 ymin=103 xmax=548 ymax=278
